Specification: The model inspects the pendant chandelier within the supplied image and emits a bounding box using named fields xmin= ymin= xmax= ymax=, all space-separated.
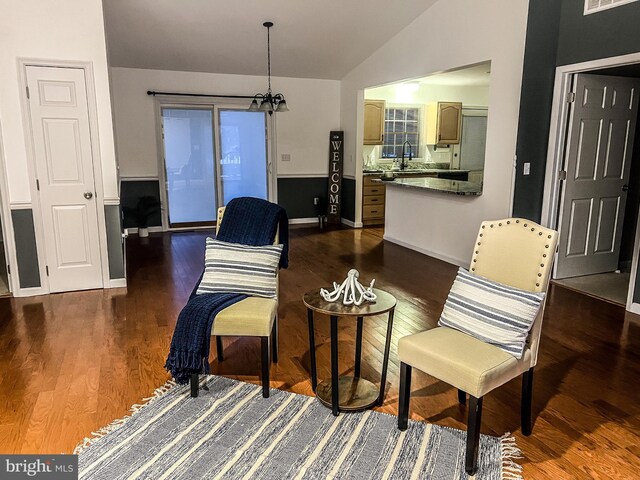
xmin=249 ymin=22 xmax=289 ymax=114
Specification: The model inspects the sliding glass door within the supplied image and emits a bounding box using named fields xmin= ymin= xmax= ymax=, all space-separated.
xmin=160 ymin=106 xmax=270 ymax=229
xmin=161 ymin=107 xmax=217 ymax=228
xmin=217 ymin=109 xmax=269 ymax=204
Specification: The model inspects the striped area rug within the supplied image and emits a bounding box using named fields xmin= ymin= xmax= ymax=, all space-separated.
xmin=75 ymin=376 xmax=522 ymax=479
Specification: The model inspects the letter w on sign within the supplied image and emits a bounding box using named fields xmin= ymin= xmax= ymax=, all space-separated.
xmin=327 ymin=131 xmax=344 ymax=223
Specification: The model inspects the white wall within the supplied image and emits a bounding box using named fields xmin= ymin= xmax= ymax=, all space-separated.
xmin=110 ymin=67 xmax=341 ymax=179
xmin=0 ymin=0 xmax=119 ymax=203
xmin=366 ymin=83 xmax=490 ymax=107
xmin=340 ymin=0 xmax=528 ymax=261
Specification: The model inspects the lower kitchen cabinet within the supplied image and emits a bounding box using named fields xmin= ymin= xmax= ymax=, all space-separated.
xmin=362 ymin=176 xmax=386 ymax=225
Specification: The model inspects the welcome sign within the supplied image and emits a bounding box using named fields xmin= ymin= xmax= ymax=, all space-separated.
xmin=327 ymin=131 xmax=344 ymax=223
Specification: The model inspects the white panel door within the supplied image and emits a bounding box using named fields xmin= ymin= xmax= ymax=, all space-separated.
xmin=26 ymin=66 xmax=103 ymax=292
xmin=556 ymin=74 xmax=640 ymax=279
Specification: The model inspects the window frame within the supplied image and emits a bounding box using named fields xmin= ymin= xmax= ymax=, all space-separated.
xmin=381 ymin=104 xmax=424 ymax=160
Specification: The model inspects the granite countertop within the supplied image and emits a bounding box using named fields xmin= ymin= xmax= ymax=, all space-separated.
xmin=372 ymin=177 xmax=482 ymax=196
xmin=363 ymin=169 xmax=469 ymax=177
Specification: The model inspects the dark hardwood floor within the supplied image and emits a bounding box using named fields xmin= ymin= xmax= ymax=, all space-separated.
xmin=1 ymin=226 xmax=639 ymax=478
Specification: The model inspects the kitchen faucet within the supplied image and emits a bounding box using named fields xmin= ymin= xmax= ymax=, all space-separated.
xmin=401 ymin=141 xmax=413 ymax=171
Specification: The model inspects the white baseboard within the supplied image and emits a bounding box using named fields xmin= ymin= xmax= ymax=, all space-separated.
xmin=289 ymin=217 xmax=319 ymax=225
xmin=627 ymin=302 xmax=640 ymax=315
xmin=109 ymin=278 xmax=127 ymax=288
xmin=125 ymin=226 xmax=164 ymax=235
xmin=341 ymin=218 xmax=363 ymax=228
xmin=14 ymin=286 xmax=48 ymax=297
xmin=383 ymin=234 xmax=467 ymax=267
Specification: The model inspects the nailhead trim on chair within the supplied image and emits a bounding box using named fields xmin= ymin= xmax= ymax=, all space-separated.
xmin=471 ymin=218 xmax=554 ymax=292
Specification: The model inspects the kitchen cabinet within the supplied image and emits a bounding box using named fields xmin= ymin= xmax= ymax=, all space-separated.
xmin=425 ymin=102 xmax=462 ymax=145
xmin=364 ymin=100 xmax=385 ymax=145
xmin=362 ymin=176 xmax=385 ymax=225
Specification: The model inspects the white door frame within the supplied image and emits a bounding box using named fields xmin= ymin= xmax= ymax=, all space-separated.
xmin=541 ymin=51 xmax=640 ymax=312
xmin=153 ymin=96 xmax=277 ymax=231
xmin=0 ymin=120 xmax=19 ymax=295
xmin=18 ymin=58 xmax=110 ymax=294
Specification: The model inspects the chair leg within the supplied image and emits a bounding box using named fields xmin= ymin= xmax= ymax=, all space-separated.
xmin=458 ymin=389 xmax=466 ymax=405
xmin=190 ymin=373 xmax=199 ymax=398
xmin=261 ymin=336 xmax=270 ymax=398
xmin=522 ymin=367 xmax=534 ymax=436
xmin=397 ymin=362 xmax=412 ymax=431
xmin=216 ymin=336 xmax=224 ymax=362
xmin=465 ymin=395 xmax=483 ymax=475
xmin=272 ymin=316 xmax=278 ymax=364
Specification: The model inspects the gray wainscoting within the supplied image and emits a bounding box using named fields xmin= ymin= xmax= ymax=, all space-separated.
xmin=120 ymin=176 xmax=357 ymax=224
xmin=341 ymin=178 xmax=356 ymax=222
xmin=120 ymin=179 xmax=163 ymax=229
xmin=11 ymin=209 xmax=41 ymax=289
xmin=277 ymin=176 xmax=356 ymax=223
xmin=277 ymin=177 xmax=328 ymax=219
xmin=105 ymin=205 xmax=125 ymax=280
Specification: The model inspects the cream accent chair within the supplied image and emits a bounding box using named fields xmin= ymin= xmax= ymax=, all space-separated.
xmin=397 ymin=218 xmax=558 ymax=475
xmin=190 ymin=206 xmax=279 ymax=399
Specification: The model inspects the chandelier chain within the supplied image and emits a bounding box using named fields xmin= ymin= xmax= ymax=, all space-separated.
xmin=266 ymin=25 xmax=272 ymax=94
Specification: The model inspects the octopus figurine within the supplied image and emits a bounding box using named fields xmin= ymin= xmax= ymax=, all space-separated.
xmin=320 ymin=269 xmax=377 ymax=306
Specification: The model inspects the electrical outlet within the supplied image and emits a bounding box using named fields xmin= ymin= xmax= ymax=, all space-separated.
xmin=523 ymin=163 xmax=531 ymax=175
xmin=313 ymin=197 xmax=319 ymax=205
xmin=281 ymin=153 xmax=291 ymax=162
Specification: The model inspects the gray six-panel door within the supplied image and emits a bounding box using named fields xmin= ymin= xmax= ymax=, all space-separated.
xmin=556 ymin=74 xmax=640 ymax=279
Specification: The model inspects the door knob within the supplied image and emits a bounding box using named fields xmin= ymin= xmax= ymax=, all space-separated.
xmin=84 ymin=192 xmax=93 ymax=199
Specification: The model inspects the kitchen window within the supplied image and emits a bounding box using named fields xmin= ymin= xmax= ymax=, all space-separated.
xmin=382 ymin=107 xmax=420 ymax=158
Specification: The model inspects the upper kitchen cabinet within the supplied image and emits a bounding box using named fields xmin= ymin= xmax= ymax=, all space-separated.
xmin=425 ymin=102 xmax=462 ymax=145
xmin=364 ymin=100 xmax=385 ymax=145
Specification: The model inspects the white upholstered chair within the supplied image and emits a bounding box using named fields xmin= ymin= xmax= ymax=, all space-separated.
xmin=397 ymin=218 xmax=558 ymax=475
xmin=190 ymin=206 xmax=279 ymax=399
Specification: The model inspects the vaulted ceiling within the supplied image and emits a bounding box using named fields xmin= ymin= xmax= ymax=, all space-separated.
xmin=102 ymin=0 xmax=438 ymax=80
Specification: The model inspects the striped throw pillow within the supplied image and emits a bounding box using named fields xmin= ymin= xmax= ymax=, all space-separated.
xmin=196 ymin=238 xmax=283 ymax=298
xmin=438 ymin=268 xmax=545 ymax=359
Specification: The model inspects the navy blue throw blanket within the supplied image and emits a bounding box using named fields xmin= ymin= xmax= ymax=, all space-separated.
xmin=217 ymin=196 xmax=289 ymax=268
xmin=165 ymin=197 xmax=289 ymax=384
